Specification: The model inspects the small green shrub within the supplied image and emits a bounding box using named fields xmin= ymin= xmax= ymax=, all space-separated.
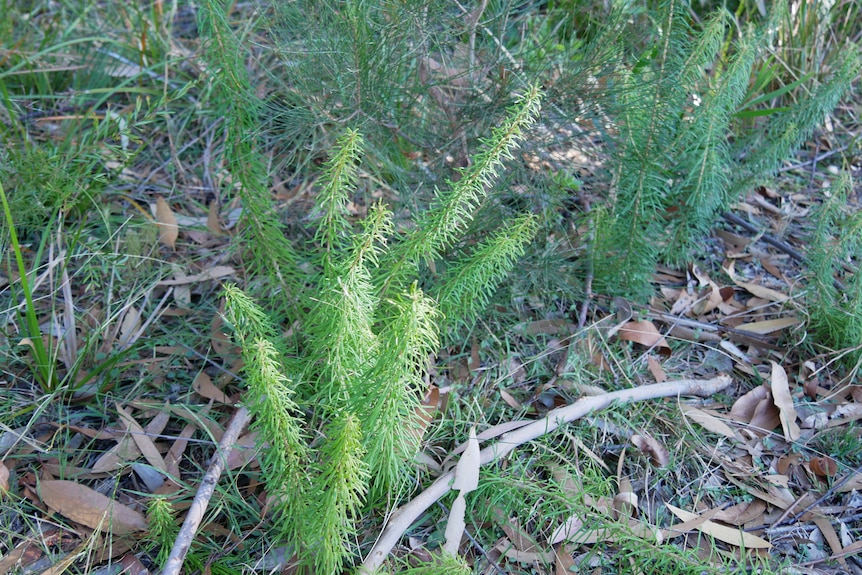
xmin=807 ymin=173 xmax=862 ymax=371
xmin=591 ymin=2 xmax=861 ymax=299
xmin=204 ymin=0 xmax=543 ymax=563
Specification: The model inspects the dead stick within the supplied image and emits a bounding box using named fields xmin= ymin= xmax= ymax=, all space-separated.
xmin=161 ymin=406 xmax=252 ymax=575
xmin=360 ymin=375 xmax=732 ymax=573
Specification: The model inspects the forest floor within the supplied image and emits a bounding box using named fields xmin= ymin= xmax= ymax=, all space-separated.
xmin=1 ymin=1 xmax=862 ymax=574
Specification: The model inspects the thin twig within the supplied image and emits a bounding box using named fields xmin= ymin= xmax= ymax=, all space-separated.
xmin=360 ymin=375 xmax=732 ymax=573
xmin=721 ymin=211 xmax=806 ymax=262
xmin=785 ymin=462 xmax=862 ymax=526
xmin=161 ymin=406 xmax=252 ymax=575
xmin=776 ymin=143 xmax=850 ymax=173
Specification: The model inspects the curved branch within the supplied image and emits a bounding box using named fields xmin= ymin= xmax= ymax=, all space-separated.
xmin=361 ymin=374 xmax=732 ymax=573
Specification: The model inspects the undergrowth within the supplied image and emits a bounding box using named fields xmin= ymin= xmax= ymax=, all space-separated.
xmin=220 ymin=86 xmax=542 ymax=570
xmin=1 ymin=0 xmax=861 ymax=573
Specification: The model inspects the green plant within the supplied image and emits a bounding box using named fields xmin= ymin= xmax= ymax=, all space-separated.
xmin=810 ymin=425 xmax=862 ymax=468
xmin=196 ymin=8 xmax=542 ymax=567
xmin=218 ymin=80 xmax=541 ymax=573
xmin=221 ymin=93 xmax=539 ymax=571
xmin=806 ymin=173 xmax=862 ymax=372
xmin=589 ymin=2 xmax=861 ymax=299
xmin=146 ymin=496 xmax=179 ymax=567
xmin=0 ymin=179 xmax=57 ymax=390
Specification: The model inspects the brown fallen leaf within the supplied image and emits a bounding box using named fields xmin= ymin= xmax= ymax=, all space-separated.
xmin=690 ymin=265 xmax=727 ymax=316
xmin=498 ymin=514 xmax=539 ymax=553
xmin=618 ymin=321 xmax=671 ymax=355
xmin=207 ymin=201 xmax=223 ymax=235
xmin=118 ymin=305 xmax=141 ymax=348
xmin=665 ymin=503 xmax=771 ymax=549
xmin=0 ymin=461 xmax=9 ymax=493
xmin=729 ymin=384 xmax=765 ymax=421
xmin=499 ymin=388 xmax=523 ymax=409
xmin=724 ymin=261 xmax=788 ymax=303
xmin=226 ymin=432 xmax=260 ymax=470
xmin=39 ymin=480 xmax=148 ymax=534
xmin=0 ymin=545 xmax=31 ymax=574
xmin=119 ymin=552 xmax=150 ymax=575
xmin=91 ymin=434 xmax=139 ymax=474
xmin=770 ymin=362 xmax=801 ymax=442
xmin=494 ymin=537 xmax=555 ymax=564
xmin=157 ymin=266 xmax=235 ymax=286
xmin=749 ymin=393 xmax=782 ymax=436
xmin=410 ymin=385 xmax=439 ymax=445
xmin=91 ymin=408 xmax=170 ymax=474
xmin=555 ymin=543 xmax=576 ymax=575
xmin=193 ymin=371 xmax=230 ymax=404
xmin=814 ymin=515 xmax=845 ymax=564
xmin=809 ymin=456 xmax=838 ymax=477
xmin=736 ymin=317 xmax=799 ymax=335
xmin=631 ymin=433 xmax=670 ymax=467
xmin=679 ymin=405 xmax=739 ymax=440
xmin=116 ymin=404 xmax=168 ymax=474
xmin=711 ymin=500 xmax=766 ymax=526
xmin=550 ymin=514 xmax=585 ymax=545
xmin=155 ymin=196 xmax=179 ymax=250
xmin=647 ymin=355 xmax=667 ymax=382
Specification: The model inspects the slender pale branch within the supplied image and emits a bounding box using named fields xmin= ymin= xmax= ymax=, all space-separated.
xmin=360 ymin=375 xmax=733 ymax=573
xmin=161 ymin=407 xmax=252 ymax=575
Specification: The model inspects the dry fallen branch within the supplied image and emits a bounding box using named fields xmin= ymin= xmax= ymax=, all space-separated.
xmin=360 ymin=375 xmax=732 ymax=573
xmin=161 ymin=406 xmax=252 ymax=575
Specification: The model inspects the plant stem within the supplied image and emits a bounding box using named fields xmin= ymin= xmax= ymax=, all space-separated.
xmin=0 ymin=180 xmax=56 ymax=390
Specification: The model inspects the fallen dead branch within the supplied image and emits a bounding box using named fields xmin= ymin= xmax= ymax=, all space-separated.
xmin=161 ymin=406 xmax=252 ymax=575
xmin=360 ymin=374 xmax=733 ymax=573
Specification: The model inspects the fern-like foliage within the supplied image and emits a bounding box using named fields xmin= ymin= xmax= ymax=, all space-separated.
xmin=592 ymin=0 xmax=695 ymax=298
xmin=728 ymin=49 xmax=861 ymax=195
xmin=313 ymin=129 xmax=364 ymax=266
xmin=218 ymin=80 xmax=541 ymax=571
xmin=196 ymin=0 xmax=300 ymax=295
xmin=593 ymin=1 xmax=859 ymax=299
xmin=303 ymin=198 xmax=389 ymax=410
xmin=382 ymin=85 xmax=543 ymax=294
xmin=806 ymin=173 xmax=862 ymax=370
xmin=662 ymin=10 xmax=773 ymax=256
xmin=354 ymin=283 xmax=440 ymax=499
xmin=222 ymin=285 xmax=308 ymax=544
xmin=305 ymin=412 xmax=369 ymax=574
xmin=434 ymin=213 xmax=539 ymax=330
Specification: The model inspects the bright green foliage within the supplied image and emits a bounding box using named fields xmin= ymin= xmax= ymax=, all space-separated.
xmin=382 ymin=85 xmax=543 ymax=295
xmin=0 ymin=180 xmax=57 ymax=391
xmin=435 ymin=213 xmax=539 ymax=329
xmin=306 ymin=412 xmax=369 ymax=574
xmin=219 ymin=84 xmax=541 ymax=570
xmin=806 ymin=173 xmax=862 ymax=370
xmin=222 ymin=285 xmax=308 ymax=544
xmin=356 ymin=284 xmax=441 ymax=499
xmin=386 ymin=552 xmax=472 ymax=574
xmin=146 ymin=496 xmax=179 ymax=568
xmin=314 ymin=129 xmax=365 ymax=266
